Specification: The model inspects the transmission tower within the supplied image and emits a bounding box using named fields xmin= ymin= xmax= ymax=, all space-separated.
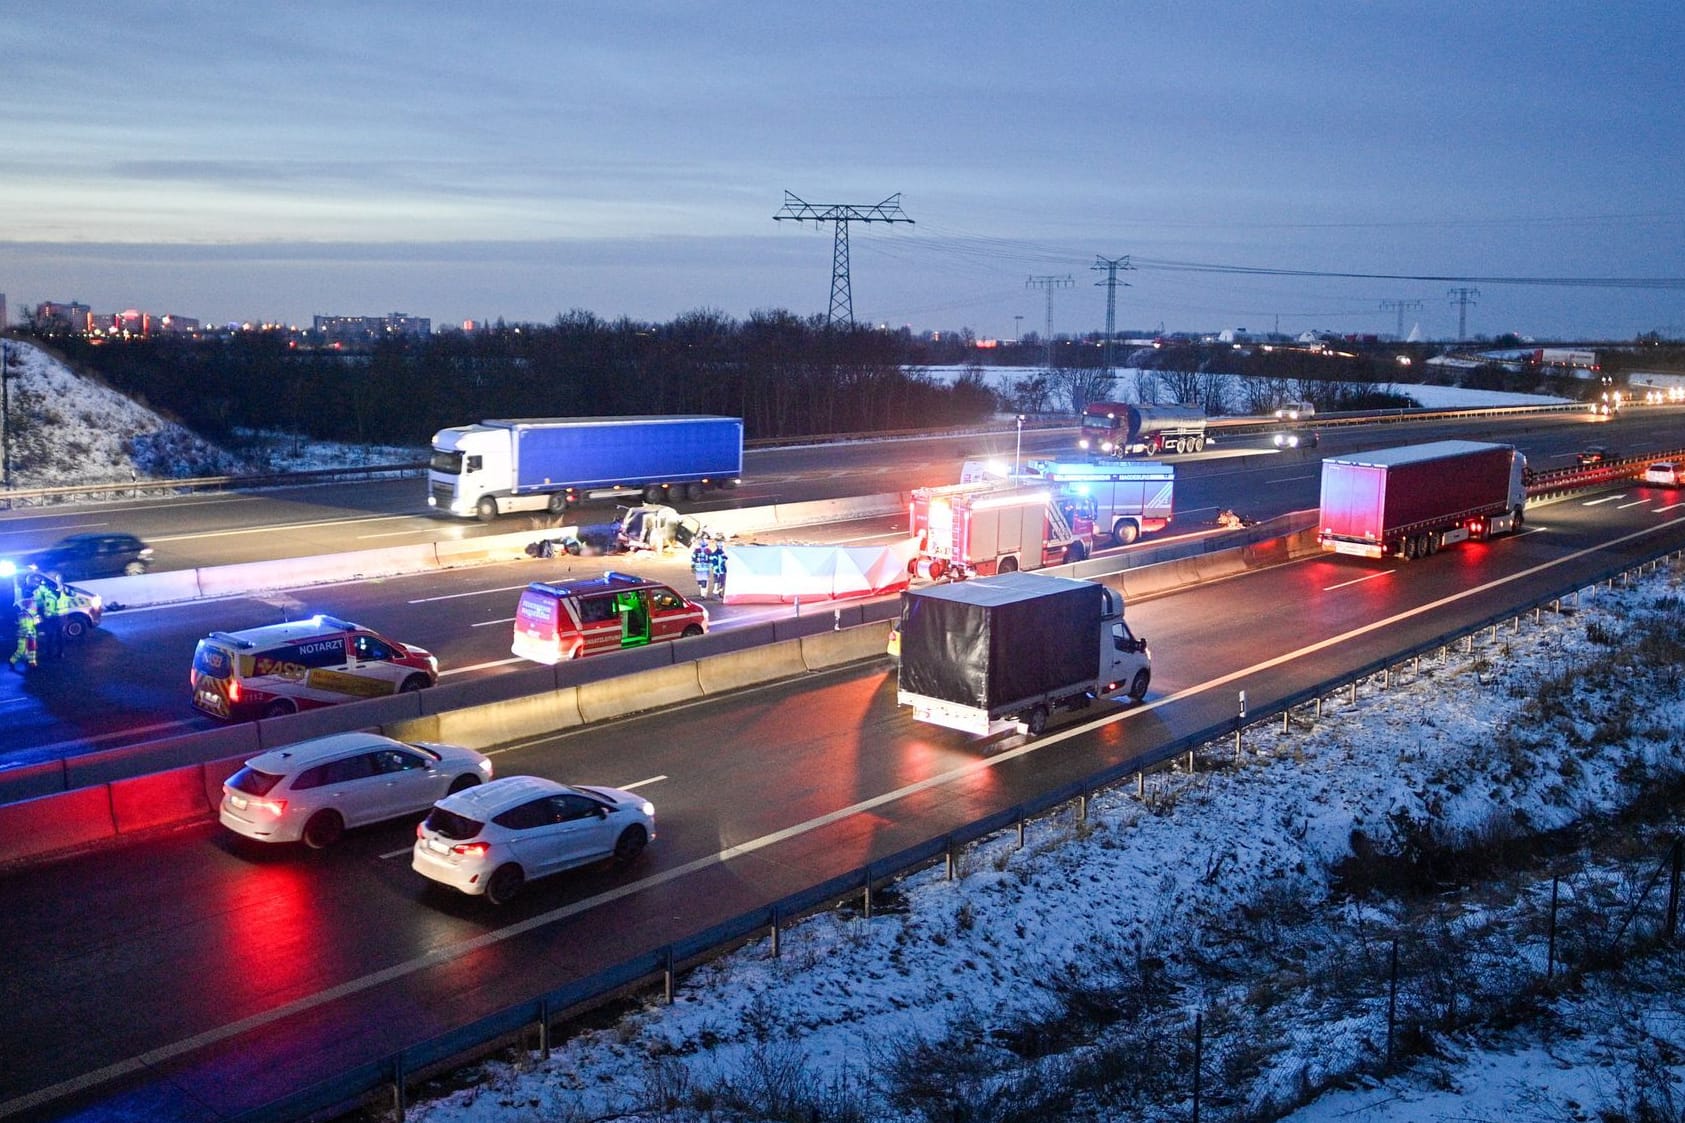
xmin=1027 ymin=274 xmax=1074 ymax=370
xmin=1092 ymin=256 xmax=1134 ymax=374
xmin=774 ymin=191 xmax=913 ymax=328
xmin=1380 ymin=298 xmax=1423 ymax=340
xmin=1447 ymin=287 xmax=1480 ymax=341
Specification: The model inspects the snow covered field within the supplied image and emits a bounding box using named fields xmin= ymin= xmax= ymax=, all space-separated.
xmin=396 ymin=565 xmax=1685 ymax=1123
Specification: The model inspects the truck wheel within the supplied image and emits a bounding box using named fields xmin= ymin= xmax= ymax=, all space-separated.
xmin=998 ymin=557 xmax=1019 ymax=574
xmin=683 ymin=483 xmax=704 ymax=502
xmin=548 ymin=493 xmax=568 ymax=514
xmin=1064 ymin=540 xmax=1087 ymax=564
xmin=1129 ymin=669 xmax=1151 ymax=702
xmin=476 ymin=496 xmax=498 ymax=521
xmin=1114 ymin=521 xmax=1140 ymax=547
xmin=1512 ymin=506 xmax=1524 ymax=530
xmin=1024 ymin=706 xmax=1049 ymax=737
xmin=1194 ymin=436 xmax=1206 ymax=453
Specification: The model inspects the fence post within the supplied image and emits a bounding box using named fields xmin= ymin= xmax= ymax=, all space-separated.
xmin=1546 ymin=876 xmax=1559 ymax=982
xmin=1192 ymin=1011 xmax=1202 ymax=1123
xmin=393 ymin=1053 xmax=407 ymax=1122
xmin=1668 ymin=837 xmax=1681 ymax=941
xmin=1385 ymin=937 xmax=1399 ymax=1069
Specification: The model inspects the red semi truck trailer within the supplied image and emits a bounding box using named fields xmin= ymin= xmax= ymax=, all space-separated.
xmin=1318 ymin=440 xmax=1528 ymax=560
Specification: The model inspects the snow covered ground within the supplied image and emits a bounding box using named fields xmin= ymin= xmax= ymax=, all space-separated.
xmin=395 ymin=564 xmax=1685 ymax=1122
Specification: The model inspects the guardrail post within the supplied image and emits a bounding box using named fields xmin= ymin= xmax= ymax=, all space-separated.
xmin=1315 ymin=695 xmax=1323 ymax=720
xmin=664 ymin=947 xmax=675 ymax=1004
xmin=1018 ymin=815 xmax=1025 ymax=849
xmin=863 ymin=865 xmax=873 ymax=919
xmin=1137 ymin=770 xmax=1144 ymax=797
xmin=945 ymin=840 xmax=956 ymax=880
xmin=1488 ymin=624 xmax=1497 ymax=643
xmin=1187 ymin=748 xmax=1196 ymax=774
xmin=1350 ymin=681 xmax=1358 ymax=705
xmin=1078 ymin=792 xmax=1088 ymax=821
xmin=1384 ymin=665 xmax=1391 ymax=689
xmin=392 ymin=1054 xmax=407 ymax=1122
xmin=539 ymin=999 xmax=551 ymax=1059
xmin=1282 ymin=709 xmax=1290 ymax=734
xmin=771 ymin=906 xmax=781 ymax=958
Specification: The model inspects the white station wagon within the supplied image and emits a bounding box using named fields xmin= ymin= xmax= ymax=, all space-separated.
xmin=220 ymin=732 xmax=493 ymax=849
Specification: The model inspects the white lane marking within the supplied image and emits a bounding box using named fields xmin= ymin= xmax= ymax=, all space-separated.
xmin=13 ymin=514 xmax=1681 ymax=1119
xmin=148 ymin=515 xmax=417 ymax=543
xmin=1269 ymin=474 xmax=1316 ymax=483
xmin=1583 ymin=495 xmax=1624 ymax=506
xmin=438 ymin=657 xmax=525 ymax=676
xmin=409 ymin=585 xmax=533 ymax=604
xmin=0 ymin=522 xmax=109 ymax=540
xmin=1616 ymin=499 xmax=1651 ymax=510
xmin=1658 ymin=503 xmax=1685 ymax=513
xmin=1324 ymin=569 xmax=1393 ymax=591
xmin=469 ymin=617 xmax=518 ymax=628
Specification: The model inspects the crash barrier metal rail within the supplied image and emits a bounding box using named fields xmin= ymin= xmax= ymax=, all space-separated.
xmin=1526 ymin=448 xmax=1685 ymax=496
xmin=225 ymin=536 xmax=1685 ymax=1123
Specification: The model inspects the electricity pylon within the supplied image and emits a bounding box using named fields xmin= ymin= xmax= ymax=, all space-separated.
xmin=1380 ymin=299 xmax=1423 ymax=339
xmin=774 ymin=192 xmax=913 ymax=328
xmin=1093 ymin=256 xmax=1134 ymax=373
xmin=1448 ymin=288 xmax=1480 ymax=341
xmin=1027 ymin=274 xmax=1074 ymax=370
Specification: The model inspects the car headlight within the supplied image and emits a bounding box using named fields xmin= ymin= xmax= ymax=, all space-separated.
xmin=641 ymin=800 xmax=656 ymax=817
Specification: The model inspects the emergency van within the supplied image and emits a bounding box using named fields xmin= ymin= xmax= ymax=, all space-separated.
xmin=190 ymin=615 xmax=439 ymax=721
xmin=512 ymin=572 xmax=708 ymax=664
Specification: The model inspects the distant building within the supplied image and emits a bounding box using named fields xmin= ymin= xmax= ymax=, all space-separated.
xmin=312 ymin=312 xmax=431 ymax=345
xmin=35 ymin=300 xmax=93 ymax=332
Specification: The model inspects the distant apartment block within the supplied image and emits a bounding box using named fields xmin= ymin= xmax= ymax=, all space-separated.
xmin=35 ymin=300 xmax=94 ymax=332
xmin=312 ymin=312 xmax=431 ymax=344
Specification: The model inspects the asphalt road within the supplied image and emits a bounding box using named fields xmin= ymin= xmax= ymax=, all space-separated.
xmin=0 ymin=407 xmax=1678 ymax=766
xmin=4 ymin=481 xmax=1684 ymax=1121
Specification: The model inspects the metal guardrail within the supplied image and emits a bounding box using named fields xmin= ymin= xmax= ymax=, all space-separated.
xmin=225 ymin=525 xmax=1685 ymax=1123
xmin=0 ymin=402 xmax=1601 ymax=511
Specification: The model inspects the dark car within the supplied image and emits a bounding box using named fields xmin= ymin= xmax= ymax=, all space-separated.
xmin=1576 ymin=446 xmax=1616 ymax=467
xmin=29 ymin=533 xmax=153 ymax=579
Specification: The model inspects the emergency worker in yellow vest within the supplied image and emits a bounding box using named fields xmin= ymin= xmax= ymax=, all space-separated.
xmin=33 ymin=577 xmax=64 ymax=661
xmin=11 ymin=602 xmax=39 ymax=671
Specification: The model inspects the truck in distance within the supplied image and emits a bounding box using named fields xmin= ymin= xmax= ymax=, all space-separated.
xmin=896 ymin=571 xmax=1151 ymax=737
xmin=1077 ymin=402 xmax=1207 ymax=458
xmin=909 ymin=481 xmax=1089 ymax=581
xmin=1318 ymin=440 xmax=1527 ymax=560
xmin=428 ymin=415 xmax=743 ymax=520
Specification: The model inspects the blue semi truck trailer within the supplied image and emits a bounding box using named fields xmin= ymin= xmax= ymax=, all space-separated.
xmin=427 ymin=415 xmax=743 ymax=520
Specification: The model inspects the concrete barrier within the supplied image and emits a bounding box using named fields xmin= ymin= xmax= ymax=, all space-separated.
xmin=800 ymin=624 xmax=894 ymax=671
xmin=0 ymin=786 xmax=115 ymax=864
xmin=109 ymin=763 xmax=214 ymax=834
xmin=65 ymin=724 xmax=262 ymax=790
xmin=80 ymin=569 xmax=203 ymax=608
xmin=404 ymin=688 xmax=586 ymax=749
xmin=196 ymin=543 xmax=440 ymax=598
xmin=696 ymin=639 xmax=807 ymax=695
xmin=433 ymin=530 xmax=544 ymax=568
xmin=576 ymin=662 xmax=704 ymax=724
xmin=202 ymin=756 xmax=245 ymax=809
xmin=0 ymin=758 xmax=71 ymax=806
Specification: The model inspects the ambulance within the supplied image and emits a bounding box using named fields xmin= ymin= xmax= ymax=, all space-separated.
xmin=190 ymin=615 xmax=438 ymax=721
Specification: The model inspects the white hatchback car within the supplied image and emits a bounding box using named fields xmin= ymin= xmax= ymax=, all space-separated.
xmin=412 ymin=776 xmax=655 ymax=905
xmin=220 ymin=732 xmax=493 ymax=849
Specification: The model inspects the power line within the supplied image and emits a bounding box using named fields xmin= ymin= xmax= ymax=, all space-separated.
xmin=773 ymin=192 xmax=914 ymax=328
xmin=1026 ymin=275 xmax=1073 ymax=370
xmin=1132 ymin=257 xmax=1685 ymax=290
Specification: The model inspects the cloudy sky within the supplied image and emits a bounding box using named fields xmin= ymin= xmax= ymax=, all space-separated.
xmin=3 ymin=1 xmax=1682 ymax=341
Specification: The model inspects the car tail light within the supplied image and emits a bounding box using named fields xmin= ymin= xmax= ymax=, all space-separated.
xmin=250 ymin=797 xmax=285 ymax=817
xmin=451 ymin=841 xmax=491 ymax=857
xmin=227 ymin=679 xmax=241 ymax=703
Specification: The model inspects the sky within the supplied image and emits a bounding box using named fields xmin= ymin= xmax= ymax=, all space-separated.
xmin=4 ymin=1 xmax=1684 ymax=341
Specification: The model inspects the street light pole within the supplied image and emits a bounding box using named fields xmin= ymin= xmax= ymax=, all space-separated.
xmin=1 ymin=335 xmax=9 ymax=490
xmin=1014 ymin=414 xmax=1025 ymax=478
